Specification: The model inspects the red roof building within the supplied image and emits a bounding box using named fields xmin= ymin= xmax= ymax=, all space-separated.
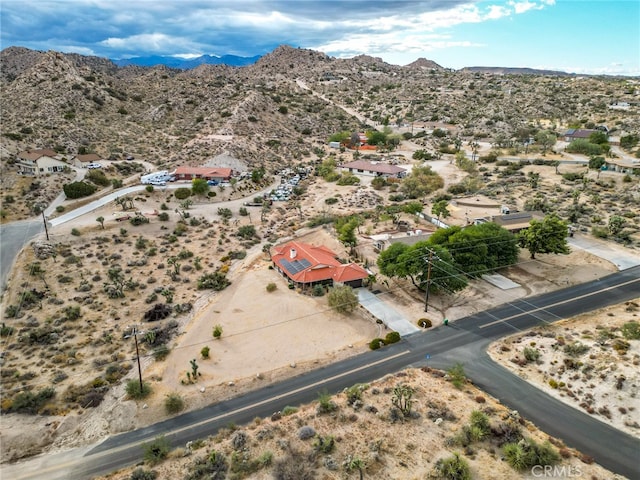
xmin=173 ymin=166 xmax=233 ymax=181
xmin=271 ymin=241 xmax=368 ymax=288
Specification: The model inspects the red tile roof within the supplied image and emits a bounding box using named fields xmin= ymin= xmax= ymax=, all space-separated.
xmin=271 ymin=241 xmax=368 ymax=284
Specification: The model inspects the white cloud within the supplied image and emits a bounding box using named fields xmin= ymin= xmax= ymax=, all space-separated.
xmin=100 ymin=33 xmax=198 ymax=53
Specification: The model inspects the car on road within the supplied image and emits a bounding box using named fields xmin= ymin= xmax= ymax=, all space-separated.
xmin=87 ymin=162 xmax=102 ymax=169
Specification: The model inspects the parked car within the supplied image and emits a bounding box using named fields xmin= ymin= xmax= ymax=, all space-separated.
xmin=126 ymin=155 xmax=135 ymax=161
xmin=86 ymin=162 xmax=102 ymax=169
xmin=207 ymin=180 xmax=219 ymax=186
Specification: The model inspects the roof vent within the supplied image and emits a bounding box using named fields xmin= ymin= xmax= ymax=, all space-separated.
xmin=290 ymin=248 xmax=297 ymax=259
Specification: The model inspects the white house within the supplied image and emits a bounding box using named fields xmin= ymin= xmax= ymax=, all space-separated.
xmin=340 ymin=160 xmax=407 ymax=178
xmin=16 ymin=149 xmax=69 ymax=176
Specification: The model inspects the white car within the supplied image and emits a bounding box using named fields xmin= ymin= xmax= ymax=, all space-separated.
xmin=87 ymin=162 xmax=102 ymax=169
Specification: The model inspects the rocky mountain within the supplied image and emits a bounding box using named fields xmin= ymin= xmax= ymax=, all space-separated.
xmin=1 ymin=45 xmax=638 ymax=175
xmin=114 ymin=53 xmax=261 ymax=69
xmin=460 ymin=66 xmax=573 ymax=76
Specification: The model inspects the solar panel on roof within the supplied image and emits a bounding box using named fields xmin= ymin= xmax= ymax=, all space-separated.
xmin=281 ymin=258 xmax=311 ymax=275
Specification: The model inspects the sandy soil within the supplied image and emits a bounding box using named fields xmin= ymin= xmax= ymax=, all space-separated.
xmin=489 ymin=301 xmax=640 ymax=437
xmin=96 ymin=367 xmax=618 ymax=480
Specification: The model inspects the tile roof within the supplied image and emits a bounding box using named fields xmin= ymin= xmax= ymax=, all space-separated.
xmin=341 ymin=160 xmax=406 ymax=175
xmin=76 ymin=153 xmax=102 ymax=163
xmin=271 ymin=241 xmax=368 ymax=284
xmin=17 ymin=149 xmax=58 ymax=161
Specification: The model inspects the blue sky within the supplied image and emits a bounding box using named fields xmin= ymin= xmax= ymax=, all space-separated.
xmin=1 ymin=0 xmax=638 ymax=75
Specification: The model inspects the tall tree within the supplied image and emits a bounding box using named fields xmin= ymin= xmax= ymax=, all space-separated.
xmin=400 ymin=165 xmax=444 ymax=200
xmin=519 ymin=214 xmax=570 ymax=259
xmin=191 ymin=178 xmax=209 ymax=196
xmin=431 ymin=200 xmax=450 ymax=223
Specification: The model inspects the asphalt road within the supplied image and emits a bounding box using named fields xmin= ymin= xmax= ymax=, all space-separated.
xmin=0 ymin=220 xmax=44 ymax=291
xmin=7 ymin=266 xmax=636 ymax=480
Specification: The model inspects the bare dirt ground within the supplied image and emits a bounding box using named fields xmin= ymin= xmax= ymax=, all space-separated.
xmin=489 ymin=301 xmax=640 ymax=437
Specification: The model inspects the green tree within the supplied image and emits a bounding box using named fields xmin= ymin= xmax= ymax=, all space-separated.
xmin=518 ymin=214 xmax=570 ymax=259
xmin=327 ymin=285 xmax=358 ymax=314
xmin=400 ymin=165 xmax=444 ymax=199
xmin=63 ymin=181 xmax=97 ymax=199
xmin=96 ymin=216 xmax=105 ymax=229
xmin=535 ymin=130 xmax=556 ymax=154
xmin=391 ymin=384 xmax=415 ymax=417
xmin=620 ymin=134 xmax=639 ymax=150
xmin=191 ymin=178 xmax=209 ymax=196
xmin=431 ymin=200 xmax=450 ymax=222
xmin=142 ymin=436 xmax=170 ymax=465
xmin=588 ymin=156 xmax=606 ymax=170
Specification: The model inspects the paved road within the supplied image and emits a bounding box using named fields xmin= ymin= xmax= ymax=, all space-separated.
xmin=5 ymin=266 xmax=638 ymax=480
xmin=0 ymin=220 xmax=44 ymax=291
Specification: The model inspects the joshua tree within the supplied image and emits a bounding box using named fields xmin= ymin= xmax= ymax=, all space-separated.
xmin=96 ymin=216 xmax=105 ymax=229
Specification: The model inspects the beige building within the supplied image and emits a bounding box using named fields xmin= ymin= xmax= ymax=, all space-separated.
xmin=73 ymin=153 xmax=103 ymax=168
xmin=16 ymin=149 xmax=69 ymax=176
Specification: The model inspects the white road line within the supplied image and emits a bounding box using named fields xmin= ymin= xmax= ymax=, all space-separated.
xmin=479 ymin=277 xmax=640 ymax=329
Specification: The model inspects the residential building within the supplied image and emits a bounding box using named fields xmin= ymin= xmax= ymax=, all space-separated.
xmin=271 ymin=241 xmax=368 ymax=289
xmin=73 ymin=153 xmax=103 ymax=168
xmin=340 ymin=160 xmax=407 ymax=178
xmin=474 ymin=211 xmax=545 ymax=233
xmin=16 ymin=149 xmax=68 ymax=176
xmin=172 ymin=166 xmax=233 ymax=182
xmin=562 ymin=129 xmax=597 ymax=142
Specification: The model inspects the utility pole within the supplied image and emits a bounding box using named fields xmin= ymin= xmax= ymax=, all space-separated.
xmin=126 ymin=326 xmax=144 ymax=392
xmin=42 ymin=211 xmax=49 ymax=241
xmin=424 ymin=249 xmax=434 ymax=312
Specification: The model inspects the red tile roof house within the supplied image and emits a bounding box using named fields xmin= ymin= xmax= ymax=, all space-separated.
xmin=340 ymin=160 xmax=407 ymax=178
xmin=271 ymin=241 xmax=369 ymax=289
xmin=173 ymin=166 xmax=233 ymax=181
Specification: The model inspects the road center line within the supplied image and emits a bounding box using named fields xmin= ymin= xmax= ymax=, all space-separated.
xmin=479 ymin=277 xmax=640 ymax=329
xmin=88 ymin=349 xmax=411 ymax=459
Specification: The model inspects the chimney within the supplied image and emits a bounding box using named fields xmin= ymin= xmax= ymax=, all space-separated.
xmin=290 ymin=248 xmax=297 ymax=259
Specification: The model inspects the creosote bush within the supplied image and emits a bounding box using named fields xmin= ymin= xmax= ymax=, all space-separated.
xmin=126 ymin=380 xmax=152 ymax=399
xmin=164 ymin=392 xmax=185 ymax=414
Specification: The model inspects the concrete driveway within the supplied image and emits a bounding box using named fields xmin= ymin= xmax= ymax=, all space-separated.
xmin=569 ymin=233 xmax=640 ymax=270
xmin=357 ymin=288 xmax=420 ymax=336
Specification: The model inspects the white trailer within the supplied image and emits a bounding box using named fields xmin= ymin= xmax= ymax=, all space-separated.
xmin=141 ymin=170 xmax=170 ymax=184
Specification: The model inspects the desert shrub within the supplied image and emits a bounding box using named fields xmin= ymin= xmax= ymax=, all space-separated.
xmin=317 ymin=390 xmax=338 ymax=414
xmin=125 ymin=380 xmax=152 ymax=399
xmin=201 ymin=346 xmax=210 ymax=359
xmin=266 ymin=282 xmax=277 ymax=292
xmin=143 ymin=436 xmax=170 ymax=465
xmin=197 ymin=272 xmax=230 ymax=291
xmin=130 ymin=215 xmax=149 ymax=226
xmin=164 ymin=393 xmax=184 ymax=414
xmin=563 ymin=342 xmax=589 ymax=356
xmin=417 ymin=318 xmax=432 ymax=328
xmin=324 ymin=197 xmax=339 ymax=205
xmin=313 ymin=435 xmax=335 ymax=453
xmin=145 ymin=185 xmax=154 ymax=193
xmin=385 ymin=331 xmax=401 ymax=344
xmin=3 ymin=387 xmax=55 ymax=414
xmin=433 ymin=452 xmax=471 ymax=480
xmin=312 ymin=284 xmax=325 ymax=296
xmin=591 ymin=226 xmax=609 ymax=238
xmin=86 ymin=169 xmax=110 ymax=186
xmin=56 ymin=205 xmax=65 ymax=212
xmin=369 ymin=338 xmax=384 ymax=350
xmin=549 ymin=379 xmax=559 ymax=389
xmin=523 ymin=347 xmax=541 ymax=363
xmin=153 ymin=345 xmax=170 ymax=361
xmin=282 ymin=405 xmax=298 ymax=416
xmin=612 ymin=338 xmax=630 ymax=354
xmin=63 ymin=181 xmax=97 ymax=199
xmin=503 ymin=438 xmax=560 ymax=471
xmin=174 ymin=188 xmax=191 ymax=200
xmin=0 ymin=322 xmax=15 ymax=337
xmin=186 ymin=450 xmax=228 ymax=480
xmin=272 ymin=448 xmax=315 ymax=480
xmin=298 ymin=425 xmax=316 ymax=440
xmin=336 ymin=174 xmax=360 ymax=186
xmin=213 ymin=325 xmax=223 ymax=339
xmin=621 ymin=321 xmax=640 ymax=340
xmin=71 ymin=228 xmax=81 ymax=236
xmin=130 ymin=468 xmax=158 ymax=480
xmin=345 ymin=383 xmax=368 ymax=405
xmin=327 ymin=285 xmax=358 ymax=314
xmin=448 ymin=363 xmax=466 ymax=389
